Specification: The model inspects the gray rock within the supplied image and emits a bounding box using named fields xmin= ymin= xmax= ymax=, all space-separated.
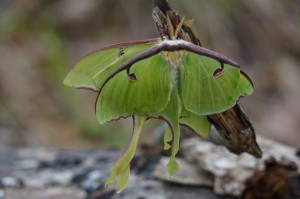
xmin=0 ymin=140 xmax=299 ymax=199
xmin=4 ymin=188 xmax=86 ymax=199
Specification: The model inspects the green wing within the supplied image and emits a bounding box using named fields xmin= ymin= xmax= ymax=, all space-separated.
xmin=105 ymin=116 xmax=147 ymax=193
xmin=180 ymin=113 xmax=211 ymax=138
xmin=180 ymin=52 xmax=253 ymax=115
xmin=96 ymin=54 xmax=172 ymax=124
xmin=157 ymin=88 xmax=181 ymax=176
xmin=63 ymin=39 xmax=159 ymax=90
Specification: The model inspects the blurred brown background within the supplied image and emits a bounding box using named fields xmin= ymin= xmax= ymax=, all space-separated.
xmin=0 ymin=0 xmax=300 ymax=149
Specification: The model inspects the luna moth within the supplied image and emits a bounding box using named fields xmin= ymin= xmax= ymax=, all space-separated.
xmin=64 ymin=13 xmax=253 ymax=192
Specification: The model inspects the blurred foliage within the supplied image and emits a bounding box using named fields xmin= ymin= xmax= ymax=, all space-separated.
xmin=0 ymin=0 xmax=300 ymax=149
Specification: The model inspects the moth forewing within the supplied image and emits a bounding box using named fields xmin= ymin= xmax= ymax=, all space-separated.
xmin=63 ymin=38 xmax=160 ymax=91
